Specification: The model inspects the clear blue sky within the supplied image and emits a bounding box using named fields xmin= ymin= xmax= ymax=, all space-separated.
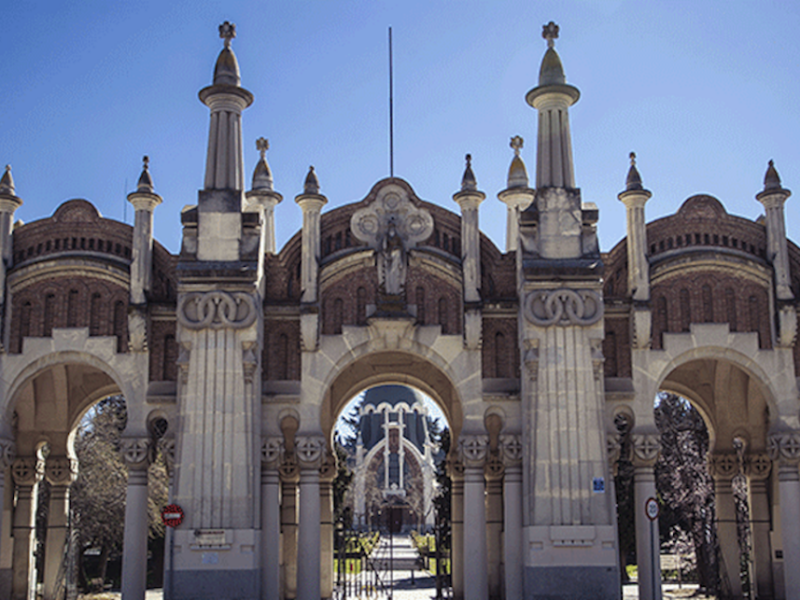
xmin=2 ymin=1 xmax=799 ymax=255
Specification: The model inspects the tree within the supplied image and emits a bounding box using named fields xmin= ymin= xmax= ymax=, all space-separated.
xmin=654 ymin=392 xmax=719 ymax=596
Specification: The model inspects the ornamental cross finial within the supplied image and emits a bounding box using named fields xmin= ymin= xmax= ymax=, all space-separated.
xmin=542 ymin=21 xmax=559 ymax=48
xmin=142 ymin=155 xmax=150 ymax=170
xmin=629 ymin=152 xmax=636 ymax=166
xmin=219 ymin=21 xmax=236 ymax=48
xmin=510 ymin=135 xmax=524 ymax=156
xmin=256 ymin=137 xmax=269 ymax=159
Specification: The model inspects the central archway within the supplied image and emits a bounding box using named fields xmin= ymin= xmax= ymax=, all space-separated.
xmin=320 ymin=350 xmax=464 ymax=446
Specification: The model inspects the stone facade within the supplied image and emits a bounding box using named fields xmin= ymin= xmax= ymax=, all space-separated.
xmin=0 ymin=19 xmax=799 ymax=600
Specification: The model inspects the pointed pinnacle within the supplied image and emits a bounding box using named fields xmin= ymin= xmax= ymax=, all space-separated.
xmin=0 ymin=165 xmax=15 ymax=195
xmin=137 ymin=155 xmax=155 ymax=193
xmin=461 ymin=154 xmax=477 ymax=192
xmin=764 ymin=159 xmax=782 ymax=191
xmin=625 ymin=152 xmax=643 ymax=192
xmin=304 ymin=166 xmax=320 ymax=195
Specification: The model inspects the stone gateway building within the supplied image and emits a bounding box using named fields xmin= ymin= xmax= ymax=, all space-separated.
xmin=0 ymin=19 xmax=799 ymax=600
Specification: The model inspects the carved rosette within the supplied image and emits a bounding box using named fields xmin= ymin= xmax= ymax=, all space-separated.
xmin=630 ymin=434 xmax=661 ymax=468
xmin=261 ymin=437 xmax=283 ymax=469
xmin=768 ymin=432 xmax=800 ymax=466
xmin=708 ymin=452 xmax=739 ymax=480
xmin=120 ymin=438 xmax=155 ymax=470
xmin=0 ymin=438 xmax=16 ymax=469
xmin=12 ymin=457 xmax=41 ymax=486
xmin=458 ymin=435 xmax=489 ymax=468
xmin=177 ymin=291 xmax=257 ymax=330
xmin=295 ymin=436 xmax=326 ymax=470
xmin=484 ymin=454 xmax=505 ymax=481
xmin=45 ymin=457 xmax=78 ymax=485
xmin=500 ymin=434 xmax=523 ymax=466
xmin=523 ymin=288 xmax=603 ymax=327
xmin=743 ymin=452 xmax=772 ymax=481
xmin=445 ymin=453 xmax=465 ymax=480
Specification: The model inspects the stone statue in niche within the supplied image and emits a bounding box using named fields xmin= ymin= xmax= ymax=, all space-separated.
xmin=380 ymin=218 xmax=406 ymax=294
xmin=350 ymin=183 xmax=434 ymax=297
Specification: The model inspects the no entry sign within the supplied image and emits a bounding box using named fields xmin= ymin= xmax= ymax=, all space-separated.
xmin=645 ymin=497 xmax=660 ymax=521
xmin=161 ymin=504 xmax=184 ymax=528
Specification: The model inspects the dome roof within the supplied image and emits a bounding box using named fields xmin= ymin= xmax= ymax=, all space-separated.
xmin=362 ymin=385 xmax=424 ymax=408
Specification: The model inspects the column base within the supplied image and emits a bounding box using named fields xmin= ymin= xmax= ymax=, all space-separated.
xmin=524 ymin=566 xmax=620 ymax=599
xmin=170 ymin=529 xmax=260 ymax=600
xmin=523 ymin=525 xmax=620 ymax=599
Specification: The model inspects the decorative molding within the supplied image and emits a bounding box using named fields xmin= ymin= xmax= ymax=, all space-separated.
xmin=261 ymin=436 xmax=283 ymax=468
xmin=119 ymin=437 xmax=154 ymax=470
xmin=523 ymin=288 xmax=603 ymax=327
xmin=458 ymin=434 xmax=489 ymax=467
xmin=12 ymin=457 xmax=41 ymax=486
xmin=318 ymin=451 xmax=338 ymax=482
xmin=708 ymin=452 xmax=739 ymax=480
xmin=177 ymin=291 xmax=257 ymax=330
xmin=446 ymin=454 xmax=465 ymax=479
xmin=630 ymin=434 xmax=661 ymax=467
xmin=242 ymin=342 xmax=258 ymax=383
xmin=0 ymin=438 xmax=16 ymax=469
xmin=45 ymin=457 xmax=78 ymax=485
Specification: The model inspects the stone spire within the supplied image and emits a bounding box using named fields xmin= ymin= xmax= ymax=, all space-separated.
xmin=245 ymin=138 xmax=283 ymax=255
xmin=756 ymin=159 xmax=793 ymax=302
xmin=128 ymin=156 xmax=163 ymax=309
xmin=199 ymin=21 xmax=254 ymax=193
xmin=136 ymin=156 xmax=155 ymax=193
xmin=618 ymin=152 xmax=652 ymax=308
xmin=460 ymin=154 xmax=478 ymax=192
xmin=304 ymin=166 xmax=320 ymax=195
xmin=0 ymin=165 xmax=16 ymax=196
xmin=526 ymin=21 xmax=580 ymax=189
xmin=453 ymin=154 xmax=485 ymax=316
xmin=498 ymin=137 xmax=535 ymax=253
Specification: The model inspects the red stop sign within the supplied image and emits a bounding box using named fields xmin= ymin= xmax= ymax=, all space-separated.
xmin=161 ymin=504 xmax=184 ymax=528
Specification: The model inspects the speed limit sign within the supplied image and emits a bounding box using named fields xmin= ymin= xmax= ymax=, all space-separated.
xmin=645 ymin=497 xmax=660 ymax=521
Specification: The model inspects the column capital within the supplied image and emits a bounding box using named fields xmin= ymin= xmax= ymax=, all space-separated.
xmin=708 ymin=451 xmax=740 ymax=481
xmin=484 ymin=454 xmax=505 ymax=481
xmin=261 ymin=436 xmax=284 ymax=470
xmin=500 ymin=434 xmax=523 ymax=467
xmin=44 ymin=456 xmax=78 ymax=486
xmin=743 ymin=452 xmax=772 ymax=481
xmin=630 ymin=433 xmax=661 ymax=468
xmin=295 ymin=435 xmax=327 ymax=470
xmin=446 ymin=453 xmax=465 ymax=480
xmin=458 ymin=434 xmax=489 ymax=468
xmin=0 ymin=437 xmax=16 ymax=469
xmin=119 ymin=437 xmax=155 ymax=471
xmin=12 ymin=457 xmax=42 ymax=486
xmin=768 ymin=431 xmax=800 ymax=466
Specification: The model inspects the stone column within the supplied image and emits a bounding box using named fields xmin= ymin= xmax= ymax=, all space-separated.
xmin=11 ymin=457 xmax=40 ymax=600
xmin=708 ymin=452 xmax=743 ymax=599
xmin=0 ymin=166 xmax=23 ymax=336
xmin=500 ymin=435 xmax=523 ymax=600
xmin=769 ymin=432 xmax=800 ymax=599
xmin=0 ymin=439 xmax=15 ymax=549
xmin=319 ymin=452 xmax=337 ymax=600
xmin=42 ymin=456 xmax=77 ymax=600
xmin=460 ymin=435 xmax=489 ymax=600
xmin=280 ymin=459 xmax=299 ymax=600
xmin=296 ymin=436 xmax=325 ymax=600
xmin=245 ymin=137 xmax=283 ymax=256
xmin=296 ymin=169 xmax=327 ymax=352
xmin=631 ymin=433 xmax=662 ymax=600
xmin=617 ymin=154 xmax=652 ymax=303
xmin=449 ymin=457 xmax=465 ymax=600
xmin=261 ymin=438 xmax=282 ymax=600
xmin=484 ymin=455 xmax=503 ymax=600
xmin=120 ymin=438 xmax=153 ymax=600
xmin=127 ymin=157 xmax=162 ymax=306
xmin=744 ymin=452 xmax=774 ymax=599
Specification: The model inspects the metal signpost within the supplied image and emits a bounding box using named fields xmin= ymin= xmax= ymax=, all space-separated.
xmin=645 ymin=497 xmax=660 ymax=600
xmin=161 ymin=504 xmax=184 ymax=600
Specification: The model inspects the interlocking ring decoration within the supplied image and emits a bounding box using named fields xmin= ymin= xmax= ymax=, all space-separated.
xmin=523 ymin=288 xmax=603 ymax=327
xmin=178 ymin=291 xmax=257 ymax=330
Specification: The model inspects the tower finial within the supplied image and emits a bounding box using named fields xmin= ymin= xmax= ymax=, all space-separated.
xmin=136 ymin=155 xmax=155 ymax=193
xmin=510 ymin=136 xmax=524 ymax=157
xmin=219 ymin=21 xmax=236 ymax=49
xmin=542 ymin=21 xmax=559 ymax=48
xmin=0 ymin=165 xmax=15 ymax=196
xmin=256 ymin=137 xmax=269 ymax=160
xmin=461 ymin=154 xmax=477 ymax=192
xmin=143 ymin=155 xmax=150 ymax=170
xmin=629 ymin=152 xmax=636 ymax=166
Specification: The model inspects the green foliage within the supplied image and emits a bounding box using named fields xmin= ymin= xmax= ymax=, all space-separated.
xmin=333 ymin=442 xmax=354 ymax=527
xmin=432 ymin=427 xmax=451 ymax=550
